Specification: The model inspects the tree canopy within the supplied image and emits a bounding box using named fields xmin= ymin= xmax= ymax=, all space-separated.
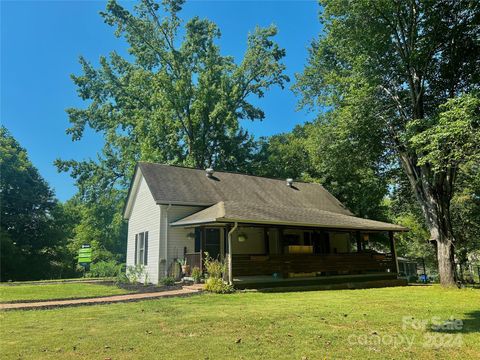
xmin=58 ymin=0 xmax=288 ymax=198
xmin=56 ymin=0 xmax=289 ymax=261
xmin=0 ymin=127 xmax=75 ymax=280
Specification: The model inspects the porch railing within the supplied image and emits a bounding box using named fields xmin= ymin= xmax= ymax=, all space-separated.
xmin=232 ymin=252 xmax=396 ymax=277
xmin=185 ymin=252 xmax=201 ymax=270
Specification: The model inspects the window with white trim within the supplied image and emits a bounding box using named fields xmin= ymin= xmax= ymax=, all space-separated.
xmin=135 ymin=231 xmax=148 ymax=265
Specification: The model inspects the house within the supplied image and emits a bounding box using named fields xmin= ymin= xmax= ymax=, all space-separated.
xmin=123 ymin=162 xmax=408 ymax=288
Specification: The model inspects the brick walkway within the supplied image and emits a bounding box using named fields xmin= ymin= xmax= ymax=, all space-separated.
xmin=0 ymin=284 xmax=203 ymax=311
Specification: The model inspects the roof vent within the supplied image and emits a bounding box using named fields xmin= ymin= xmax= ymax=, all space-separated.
xmin=206 ymin=167 xmax=214 ymax=178
xmin=286 ymin=178 xmax=293 ymax=187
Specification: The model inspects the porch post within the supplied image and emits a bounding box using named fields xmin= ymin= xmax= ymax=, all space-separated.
xmin=200 ymin=226 xmax=205 ymax=273
xmin=389 ymin=231 xmax=399 ymax=274
xmin=227 ymin=222 xmax=238 ymax=285
xmin=264 ymin=227 xmax=270 ymax=255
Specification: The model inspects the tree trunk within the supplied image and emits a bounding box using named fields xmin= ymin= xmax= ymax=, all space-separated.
xmin=424 ymin=188 xmax=457 ymax=287
xmin=398 ymin=154 xmax=457 ymax=287
xmin=418 ymin=193 xmax=457 ymax=287
xmin=436 ymin=236 xmax=456 ymax=286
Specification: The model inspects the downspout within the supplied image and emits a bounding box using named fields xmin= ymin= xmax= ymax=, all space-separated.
xmin=227 ymin=222 xmax=238 ymax=285
xmin=164 ymin=204 xmax=172 ymax=277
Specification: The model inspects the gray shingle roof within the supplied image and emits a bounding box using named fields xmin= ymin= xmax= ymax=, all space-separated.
xmin=133 ymin=162 xmax=407 ymax=231
xmin=138 ymin=162 xmax=352 ymax=215
xmin=170 ymin=201 xmax=408 ymax=231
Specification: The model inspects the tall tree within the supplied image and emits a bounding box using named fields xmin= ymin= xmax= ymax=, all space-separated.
xmin=58 ymin=0 xmax=288 ymax=195
xmin=0 ymin=127 xmax=75 ymax=280
xmin=57 ymin=0 xmax=288 ymax=258
xmin=296 ymin=0 xmax=480 ymax=286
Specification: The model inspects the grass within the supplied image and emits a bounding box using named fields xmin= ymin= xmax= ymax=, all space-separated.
xmin=1 ymin=285 xmax=478 ymax=359
xmin=1 ymin=277 xmax=115 ymax=284
xmin=0 ymin=282 xmax=128 ymax=303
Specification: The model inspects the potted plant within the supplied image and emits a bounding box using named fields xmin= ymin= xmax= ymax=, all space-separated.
xmin=178 ymin=258 xmax=190 ymax=276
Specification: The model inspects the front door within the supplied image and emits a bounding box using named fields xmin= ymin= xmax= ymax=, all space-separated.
xmin=205 ymin=228 xmax=221 ymax=260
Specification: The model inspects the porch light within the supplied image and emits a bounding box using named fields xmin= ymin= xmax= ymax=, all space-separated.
xmin=238 ymin=233 xmax=247 ymax=243
xmin=363 ymin=234 xmax=369 ymax=241
xmin=187 ymin=232 xmax=195 ymax=239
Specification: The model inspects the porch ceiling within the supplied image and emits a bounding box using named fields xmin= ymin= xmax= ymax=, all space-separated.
xmin=169 ymin=201 xmax=408 ymax=232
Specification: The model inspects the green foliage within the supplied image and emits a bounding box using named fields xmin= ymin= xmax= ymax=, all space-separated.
xmin=126 ymin=265 xmax=148 ymax=284
xmin=409 ymin=93 xmax=480 ymax=173
xmin=87 ymin=260 xmax=123 ymax=278
xmin=58 ymin=0 xmax=288 ymax=183
xmin=63 ymin=196 xmax=127 ymax=264
xmin=56 ymin=0 xmax=288 ymax=265
xmin=191 ymin=266 xmax=202 ymax=283
xmin=451 ymin=162 xmax=480 ymax=266
xmin=0 ymin=126 xmax=77 ymax=281
xmin=160 ymin=276 xmax=176 ymax=286
xmin=202 ymin=253 xmax=232 ymax=293
xmin=304 ymin=113 xmax=390 ymax=219
xmin=255 ymin=116 xmax=390 ymax=219
xmin=203 ymin=252 xmax=226 ymax=279
xmin=294 ymin=0 xmax=480 ymax=285
xmin=394 ymin=213 xmax=436 ymax=266
xmin=204 ymin=277 xmax=234 ymax=294
xmin=254 ymin=126 xmax=312 ymax=180
xmin=115 ymin=271 xmax=131 ymax=285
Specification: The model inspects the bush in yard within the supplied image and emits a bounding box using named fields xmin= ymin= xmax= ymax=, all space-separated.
xmin=160 ymin=276 xmax=176 ymax=286
xmin=126 ymin=265 xmax=149 ymax=284
xmin=203 ymin=252 xmax=226 ymax=279
xmin=115 ymin=271 xmax=130 ymax=285
xmin=203 ymin=253 xmax=234 ymax=293
xmin=88 ymin=260 xmax=122 ymax=278
xmin=204 ymin=277 xmax=234 ymax=294
xmin=191 ymin=266 xmax=202 ymax=283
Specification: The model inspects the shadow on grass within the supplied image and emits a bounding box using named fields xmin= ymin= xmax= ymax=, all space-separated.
xmin=428 ymin=310 xmax=480 ymax=334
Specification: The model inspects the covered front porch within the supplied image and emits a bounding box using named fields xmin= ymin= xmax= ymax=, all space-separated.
xmin=181 ymin=224 xmax=400 ymax=289
xmin=171 ymin=200 xmax=406 ymax=289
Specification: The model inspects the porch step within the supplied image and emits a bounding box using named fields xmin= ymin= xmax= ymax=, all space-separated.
xmin=254 ymin=278 xmax=408 ymax=292
xmin=234 ymin=273 xmax=401 ymax=290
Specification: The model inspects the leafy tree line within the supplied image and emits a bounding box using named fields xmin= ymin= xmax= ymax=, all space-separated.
xmin=0 ymin=127 xmax=77 ymax=280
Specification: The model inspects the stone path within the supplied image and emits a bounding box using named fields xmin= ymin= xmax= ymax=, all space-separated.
xmin=0 ymin=284 xmax=203 ymax=311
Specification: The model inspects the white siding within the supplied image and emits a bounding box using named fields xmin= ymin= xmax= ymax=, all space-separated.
xmin=160 ymin=205 xmax=204 ymax=277
xmin=126 ymin=175 xmax=161 ymax=284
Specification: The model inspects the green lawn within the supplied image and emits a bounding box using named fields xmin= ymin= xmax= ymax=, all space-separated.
xmin=0 ymin=282 xmax=128 ymax=303
xmin=1 ymin=285 xmax=478 ymax=359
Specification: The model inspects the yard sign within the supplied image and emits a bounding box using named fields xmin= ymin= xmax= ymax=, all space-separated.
xmin=78 ymin=244 xmax=92 ymax=266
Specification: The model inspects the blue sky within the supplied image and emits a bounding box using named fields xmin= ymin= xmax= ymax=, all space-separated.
xmin=1 ymin=0 xmax=322 ymax=201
